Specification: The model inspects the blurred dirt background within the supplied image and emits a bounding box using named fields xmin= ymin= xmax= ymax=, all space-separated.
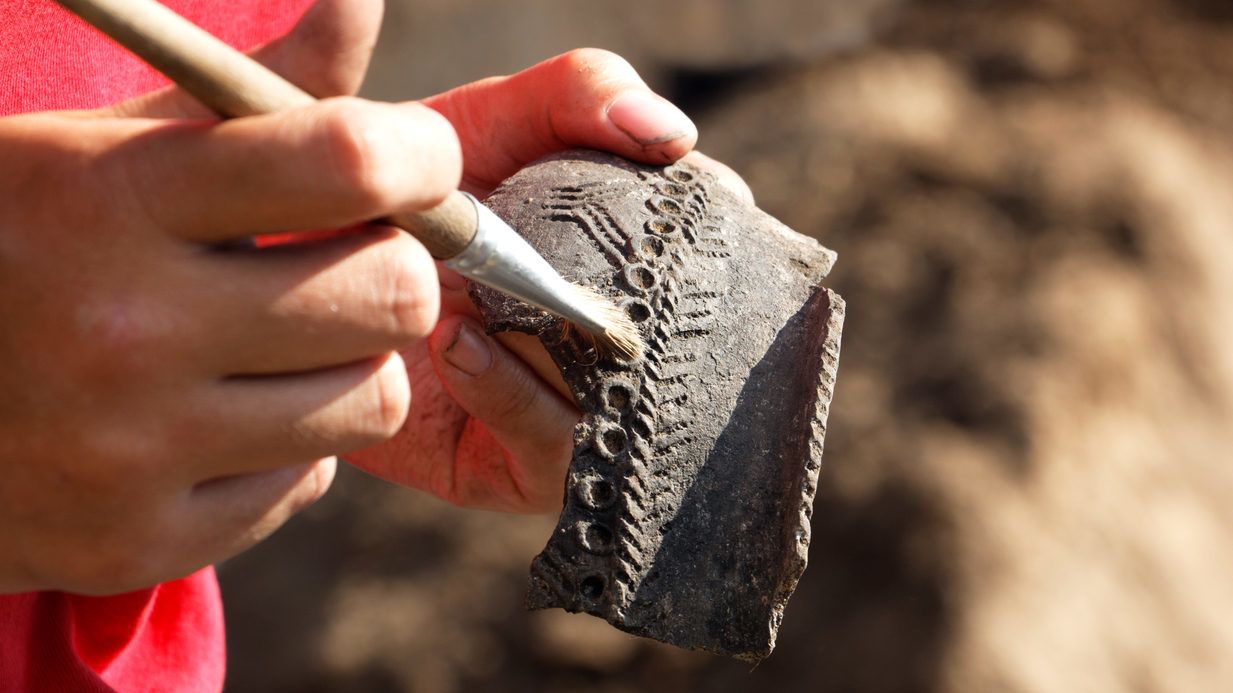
xmin=219 ymin=0 xmax=1233 ymax=691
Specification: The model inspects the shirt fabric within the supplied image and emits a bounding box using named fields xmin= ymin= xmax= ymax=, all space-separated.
xmin=0 ymin=0 xmax=313 ymax=690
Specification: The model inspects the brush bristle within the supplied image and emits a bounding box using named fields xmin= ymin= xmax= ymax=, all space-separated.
xmin=565 ymin=285 xmax=646 ymax=361
xmin=597 ymin=321 xmax=646 ymax=361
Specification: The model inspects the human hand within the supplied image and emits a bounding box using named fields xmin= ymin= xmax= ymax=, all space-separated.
xmin=347 ymin=48 xmax=754 ymax=513
xmin=0 ymin=0 xmax=450 ymax=594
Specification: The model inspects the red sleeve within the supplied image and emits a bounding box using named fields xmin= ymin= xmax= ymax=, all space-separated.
xmin=0 ymin=569 xmax=225 ymax=692
xmin=0 ymin=1 xmax=315 ymax=690
xmin=0 ymin=0 xmax=312 ymax=116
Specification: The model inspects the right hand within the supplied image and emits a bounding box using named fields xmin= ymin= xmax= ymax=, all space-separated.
xmin=0 ymin=0 xmax=453 ymax=595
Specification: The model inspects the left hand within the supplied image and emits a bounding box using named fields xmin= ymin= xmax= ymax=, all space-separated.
xmin=349 ymin=48 xmax=742 ymax=513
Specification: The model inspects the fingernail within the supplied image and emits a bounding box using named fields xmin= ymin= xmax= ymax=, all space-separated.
xmin=607 ymin=91 xmax=695 ymax=146
xmin=444 ymin=322 xmax=492 ymax=376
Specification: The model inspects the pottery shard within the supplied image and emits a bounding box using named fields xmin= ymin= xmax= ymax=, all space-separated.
xmin=470 ymin=150 xmax=844 ymax=662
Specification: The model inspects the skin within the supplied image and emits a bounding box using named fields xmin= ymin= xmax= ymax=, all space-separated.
xmin=0 ymin=0 xmax=753 ymax=596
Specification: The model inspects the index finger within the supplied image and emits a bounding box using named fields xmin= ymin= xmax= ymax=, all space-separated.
xmin=102 ymin=97 xmax=461 ymax=242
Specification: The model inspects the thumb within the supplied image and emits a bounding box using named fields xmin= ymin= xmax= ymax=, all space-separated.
xmin=105 ymin=0 xmax=383 ymax=118
xmin=424 ymin=48 xmax=699 ymax=193
xmin=427 ymin=316 xmax=579 ymax=512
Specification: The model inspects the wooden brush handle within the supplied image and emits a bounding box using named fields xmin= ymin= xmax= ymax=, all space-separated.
xmin=56 ymin=0 xmax=478 ymax=258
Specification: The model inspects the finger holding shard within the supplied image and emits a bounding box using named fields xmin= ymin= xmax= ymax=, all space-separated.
xmin=470 ymin=150 xmax=844 ymax=662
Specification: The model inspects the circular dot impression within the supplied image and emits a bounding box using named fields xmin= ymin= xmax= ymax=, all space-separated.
xmin=657 ymin=182 xmax=689 ymax=198
xmin=655 ymin=197 xmax=684 ymax=215
xmin=607 ymin=383 xmax=633 ymax=410
xmin=602 ymin=428 xmax=628 ymax=455
xmin=635 ymin=234 xmax=666 ymax=259
xmin=645 ymin=219 xmax=678 ymax=236
xmin=587 ymin=478 xmax=615 ymax=508
xmin=625 ymin=301 xmax=652 ymax=323
xmin=580 ymin=575 xmax=606 ymax=599
xmin=583 ymin=522 xmax=614 ymax=553
xmin=626 ymin=265 xmax=656 ymax=290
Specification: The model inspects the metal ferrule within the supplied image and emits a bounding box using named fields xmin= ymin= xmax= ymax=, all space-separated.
xmin=445 ymin=193 xmax=607 ymax=334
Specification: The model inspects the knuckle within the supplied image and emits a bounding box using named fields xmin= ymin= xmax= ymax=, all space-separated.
xmin=368 ymin=356 xmax=412 ymax=439
xmin=318 ymin=98 xmax=461 ymax=213
xmin=290 ymin=458 xmax=337 ymax=512
xmin=318 ymin=97 xmax=404 ymax=211
xmin=71 ymin=296 xmax=178 ymax=386
xmin=404 ymin=102 xmax=462 ymax=204
xmin=383 ymin=236 xmax=440 ymax=339
xmin=553 ymin=48 xmax=639 ymax=84
xmin=73 ymin=428 xmax=169 ymax=495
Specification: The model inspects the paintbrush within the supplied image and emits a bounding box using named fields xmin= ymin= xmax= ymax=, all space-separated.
xmin=55 ymin=0 xmax=644 ymax=361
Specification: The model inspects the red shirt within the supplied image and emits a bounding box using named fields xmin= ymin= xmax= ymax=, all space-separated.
xmin=0 ymin=1 xmax=313 ymax=690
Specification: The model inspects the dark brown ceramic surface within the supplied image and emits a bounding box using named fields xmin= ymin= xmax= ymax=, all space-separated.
xmin=471 ymin=151 xmax=844 ymax=661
